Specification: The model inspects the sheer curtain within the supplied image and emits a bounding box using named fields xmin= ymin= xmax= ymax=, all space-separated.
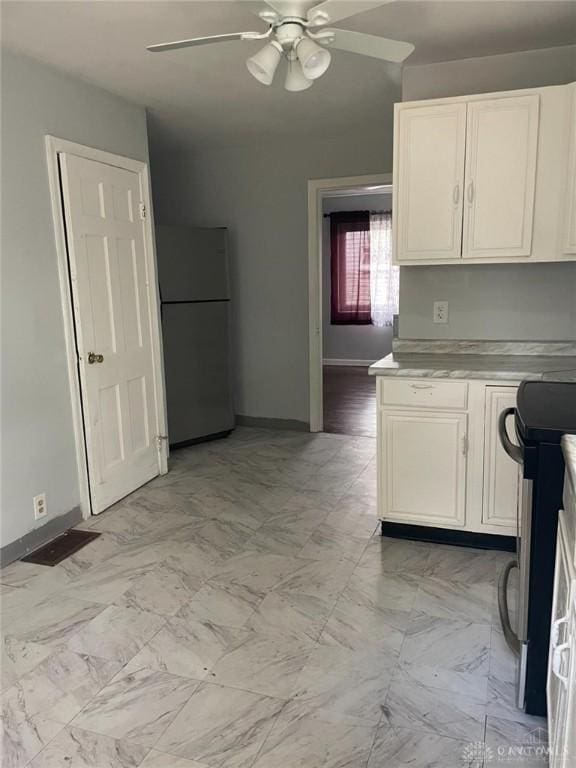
xmin=369 ymin=211 xmax=399 ymax=327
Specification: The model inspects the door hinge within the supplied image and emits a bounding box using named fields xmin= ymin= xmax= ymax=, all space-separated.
xmin=156 ymin=434 xmax=168 ymax=449
xmin=462 ymin=434 xmax=469 ymax=456
xmin=139 ymin=202 xmax=147 ymax=220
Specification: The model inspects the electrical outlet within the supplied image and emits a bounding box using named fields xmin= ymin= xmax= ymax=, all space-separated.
xmin=433 ymin=301 xmax=449 ymax=324
xmin=33 ymin=493 xmax=47 ymax=520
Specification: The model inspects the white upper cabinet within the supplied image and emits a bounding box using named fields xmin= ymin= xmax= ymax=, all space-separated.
xmin=395 ymin=103 xmax=466 ymax=261
xmin=462 ymin=95 xmax=539 ymax=259
xmin=393 ymin=82 xmax=575 ymax=265
xmin=562 ymin=86 xmax=576 ymax=255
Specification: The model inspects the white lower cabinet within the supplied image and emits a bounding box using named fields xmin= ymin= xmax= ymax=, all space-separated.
xmin=482 ymin=387 xmax=521 ymax=529
xmin=548 ymin=512 xmax=576 ymax=768
xmin=379 ymin=409 xmax=467 ymax=528
xmin=377 ymin=377 xmax=519 ymax=536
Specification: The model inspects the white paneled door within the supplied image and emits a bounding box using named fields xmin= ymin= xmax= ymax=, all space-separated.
xmin=59 ymin=153 xmax=162 ymax=513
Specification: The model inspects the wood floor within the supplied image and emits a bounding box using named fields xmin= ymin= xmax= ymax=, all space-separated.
xmin=323 ymin=365 xmax=376 ymax=437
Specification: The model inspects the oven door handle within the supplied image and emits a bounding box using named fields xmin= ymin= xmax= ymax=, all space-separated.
xmin=498 ymin=407 xmax=523 ymax=465
xmin=498 ymin=559 xmax=521 ymax=655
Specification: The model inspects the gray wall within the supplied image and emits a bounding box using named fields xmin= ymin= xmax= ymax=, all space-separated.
xmin=322 ymin=193 xmax=393 ymax=362
xmin=399 ymin=45 xmax=576 ymax=341
xmin=1 ymin=49 xmax=150 ymax=549
xmin=149 ymin=119 xmax=397 ymax=424
xmin=403 ymin=45 xmax=576 ymax=102
xmin=400 ymin=263 xmax=576 ymax=341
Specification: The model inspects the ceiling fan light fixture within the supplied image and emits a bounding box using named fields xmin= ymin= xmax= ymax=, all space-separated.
xmin=148 ymin=1 xmax=416 ymax=93
xmin=284 ymin=57 xmax=313 ymax=92
xmin=296 ymin=36 xmax=331 ymax=80
xmin=246 ymin=40 xmax=282 ymax=85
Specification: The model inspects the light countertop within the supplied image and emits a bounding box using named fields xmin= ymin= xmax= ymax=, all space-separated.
xmin=369 ymin=353 xmax=576 ymax=382
xmin=563 ymin=435 xmax=576 ymax=504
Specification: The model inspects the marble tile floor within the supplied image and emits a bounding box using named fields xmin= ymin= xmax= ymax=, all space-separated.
xmin=0 ymin=428 xmax=547 ymax=767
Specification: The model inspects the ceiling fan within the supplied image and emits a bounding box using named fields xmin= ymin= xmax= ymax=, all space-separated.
xmin=147 ymin=0 xmax=414 ymax=92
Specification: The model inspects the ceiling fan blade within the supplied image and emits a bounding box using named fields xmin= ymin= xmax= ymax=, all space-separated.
xmin=147 ymin=32 xmax=258 ymax=53
xmin=325 ymin=29 xmax=414 ymax=63
xmin=307 ymin=0 xmax=393 ymax=26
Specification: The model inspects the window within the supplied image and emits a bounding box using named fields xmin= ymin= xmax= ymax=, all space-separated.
xmin=330 ymin=211 xmax=372 ymax=324
xmin=330 ymin=209 xmax=399 ymax=326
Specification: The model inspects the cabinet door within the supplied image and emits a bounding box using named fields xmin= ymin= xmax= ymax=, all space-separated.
xmin=482 ymin=387 xmax=520 ymax=531
xmin=562 ymin=86 xmax=576 ymax=255
xmin=379 ymin=409 xmax=467 ymax=527
xmin=395 ymin=103 xmax=466 ymax=262
xmin=547 ymin=515 xmax=574 ymax=768
xmin=463 ymin=95 xmax=540 ymax=259
xmin=560 ymin=586 xmax=576 ymax=768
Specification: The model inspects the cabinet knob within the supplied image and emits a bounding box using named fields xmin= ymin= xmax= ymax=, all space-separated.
xmin=453 ymin=184 xmax=460 ymax=205
xmin=467 ymin=181 xmax=475 ymax=203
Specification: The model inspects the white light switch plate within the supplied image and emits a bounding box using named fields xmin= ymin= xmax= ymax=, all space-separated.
xmin=433 ymin=301 xmax=449 ymax=324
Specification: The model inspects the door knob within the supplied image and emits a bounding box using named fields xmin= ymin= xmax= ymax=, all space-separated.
xmin=87 ymin=352 xmax=104 ymax=364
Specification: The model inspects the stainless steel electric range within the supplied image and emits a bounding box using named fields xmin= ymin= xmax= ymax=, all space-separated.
xmin=498 ymin=380 xmax=576 ymax=716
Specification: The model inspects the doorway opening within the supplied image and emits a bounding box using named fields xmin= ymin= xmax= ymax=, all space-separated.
xmin=307 ymin=174 xmax=396 ymax=436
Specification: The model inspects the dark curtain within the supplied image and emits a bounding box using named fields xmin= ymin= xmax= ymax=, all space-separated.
xmin=330 ymin=211 xmax=371 ymax=324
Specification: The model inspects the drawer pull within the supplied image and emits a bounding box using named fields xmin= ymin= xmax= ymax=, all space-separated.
xmin=410 ymin=383 xmax=435 ymax=390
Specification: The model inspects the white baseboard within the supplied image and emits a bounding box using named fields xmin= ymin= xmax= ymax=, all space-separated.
xmin=323 ymin=359 xmax=377 ymax=367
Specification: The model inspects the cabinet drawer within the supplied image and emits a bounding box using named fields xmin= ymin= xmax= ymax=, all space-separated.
xmin=379 ymin=379 xmax=468 ymax=410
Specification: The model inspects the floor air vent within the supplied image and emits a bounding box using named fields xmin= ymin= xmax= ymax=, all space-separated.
xmin=21 ymin=529 xmax=101 ymax=566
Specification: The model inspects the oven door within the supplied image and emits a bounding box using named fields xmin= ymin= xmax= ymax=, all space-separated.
xmin=497 ymin=407 xmax=532 ymax=708
xmin=516 ymin=474 xmax=533 ymax=708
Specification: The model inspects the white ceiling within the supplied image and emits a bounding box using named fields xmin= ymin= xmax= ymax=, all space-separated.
xmin=2 ymin=1 xmax=575 ymax=148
